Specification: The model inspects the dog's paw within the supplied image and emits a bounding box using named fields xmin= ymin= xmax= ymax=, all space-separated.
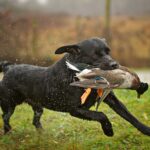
xmin=101 ymin=122 xmax=114 ymax=137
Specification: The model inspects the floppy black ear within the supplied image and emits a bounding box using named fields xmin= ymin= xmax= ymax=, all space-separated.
xmin=55 ymin=44 xmax=80 ymax=55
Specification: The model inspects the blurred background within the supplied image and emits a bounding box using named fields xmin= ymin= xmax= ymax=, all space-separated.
xmin=0 ymin=0 xmax=150 ymax=68
xmin=0 ymin=1 xmax=150 ymax=149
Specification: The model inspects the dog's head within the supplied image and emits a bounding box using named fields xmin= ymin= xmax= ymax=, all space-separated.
xmin=55 ymin=37 xmax=119 ymax=70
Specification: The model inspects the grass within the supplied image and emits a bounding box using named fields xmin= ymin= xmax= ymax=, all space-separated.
xmin=0 ymin=89 xmax=150 ymax=150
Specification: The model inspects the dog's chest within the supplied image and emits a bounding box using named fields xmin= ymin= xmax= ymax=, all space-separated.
xmin=43 ymin=79 xmax=82 ymax=111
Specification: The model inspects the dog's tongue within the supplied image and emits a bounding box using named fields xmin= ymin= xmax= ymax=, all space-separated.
xmin=136 ymin=82 xmax=148 ymax=98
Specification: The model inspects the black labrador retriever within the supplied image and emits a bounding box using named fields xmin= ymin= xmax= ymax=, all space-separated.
xmin=0 ymin=37 xmax=149 ymax=136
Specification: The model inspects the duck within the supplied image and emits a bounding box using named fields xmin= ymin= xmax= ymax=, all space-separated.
xmin=66 ymin=61 xmax=148 ymax=110
xmin=66 ymin=61 xmax=141 ymax=90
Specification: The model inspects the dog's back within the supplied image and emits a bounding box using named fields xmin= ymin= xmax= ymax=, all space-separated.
xmin=1 ymin=64 xmax=48 ymax=99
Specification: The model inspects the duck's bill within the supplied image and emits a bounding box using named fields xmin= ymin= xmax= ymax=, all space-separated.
xmin=70 ymin=80 xmax=109 ymax=89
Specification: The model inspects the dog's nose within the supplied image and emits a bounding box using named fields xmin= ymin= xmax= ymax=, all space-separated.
xmin=110 ymin=62 xmax=119 ymax=69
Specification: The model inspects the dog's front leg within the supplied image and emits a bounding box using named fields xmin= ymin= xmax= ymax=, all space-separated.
xmin=32 ymin=105 xmax=43 ymax=129
xmin=104 ymin=92 xmax=150 ymax=136
xmin=70 ymin=108 xmax=113 ymax=136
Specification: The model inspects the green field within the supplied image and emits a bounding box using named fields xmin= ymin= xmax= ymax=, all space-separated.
xmin=0 ymin=89 xmax=150 ymax=150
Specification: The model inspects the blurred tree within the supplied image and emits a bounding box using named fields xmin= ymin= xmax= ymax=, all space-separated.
xmin=31 ymin=19 xmax=39 ymax=56
xmin=104 ymin=0 xmax=111 ymax=43
xmin=0 ymin=0 xmax=9 ymax=7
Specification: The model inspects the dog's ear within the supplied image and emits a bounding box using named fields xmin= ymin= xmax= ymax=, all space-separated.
xmin=55 ymin=44 xmax=80 ymax=55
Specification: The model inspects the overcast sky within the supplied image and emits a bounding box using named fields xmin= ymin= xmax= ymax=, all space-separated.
xmin=0 ymin=0 xmax=150 ymax=16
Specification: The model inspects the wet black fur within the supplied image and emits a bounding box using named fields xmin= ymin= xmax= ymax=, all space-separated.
xmin=0 ymin=37 xmax=149 ymax=136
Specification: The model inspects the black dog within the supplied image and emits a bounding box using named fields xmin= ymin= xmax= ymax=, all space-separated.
xmin=0 ymin=37 xmax=149 ymax=136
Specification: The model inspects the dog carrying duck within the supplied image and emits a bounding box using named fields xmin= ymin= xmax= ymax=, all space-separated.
xmin=66 ymin=61 xmax=148 ymax=110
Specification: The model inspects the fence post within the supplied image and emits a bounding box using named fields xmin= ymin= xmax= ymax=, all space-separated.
xmin=104 ymin=0 xmax=111 ymax=44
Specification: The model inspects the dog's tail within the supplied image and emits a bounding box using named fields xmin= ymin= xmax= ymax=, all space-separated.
xmin=0 ymin=61 xmax=13 ymax=73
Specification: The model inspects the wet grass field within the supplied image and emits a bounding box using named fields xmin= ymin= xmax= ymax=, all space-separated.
xmin=0 ymin=88 xmax=150 ymax=150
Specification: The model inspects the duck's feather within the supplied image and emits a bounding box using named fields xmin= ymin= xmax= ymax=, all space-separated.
xmin=96 ymin=89 xmax=111 ymax=111
xmin=70 ymin=79 xmax=109 ymax=89
xmin=76 ymin=69 xmax=92 ymax=81
xmin=79 ymin=72 xmax=99 ymax=79
xmin=66 ymin=61 xmax=80 ymax=72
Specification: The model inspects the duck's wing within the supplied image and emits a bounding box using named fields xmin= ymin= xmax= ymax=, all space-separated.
xmin=76 ymin=69 xmax=92 ymax=80
xmin=79 ymin=69 xmax=103 ymax=79
xmin=76 ymin=68 xmax=108 ymax=82
xmin=70 ymin=79 xmax=110 ymax=89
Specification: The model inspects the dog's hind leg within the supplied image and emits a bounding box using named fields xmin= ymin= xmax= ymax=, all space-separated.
xmin=70 ymin=108 xmax=113 ymax=136
xmin=1 ymin=102 xmax=15 ymax=134
xmin=104 ymin=92 xmax=150 ymax=136
xmin=32 ymin=105 xmax=43 ymax=129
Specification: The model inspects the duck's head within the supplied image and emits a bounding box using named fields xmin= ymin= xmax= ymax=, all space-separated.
xmin=136 ymin=82 xmax=148 ymax=98
xmin=55 ymin=37 xmax=119 ymax=70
